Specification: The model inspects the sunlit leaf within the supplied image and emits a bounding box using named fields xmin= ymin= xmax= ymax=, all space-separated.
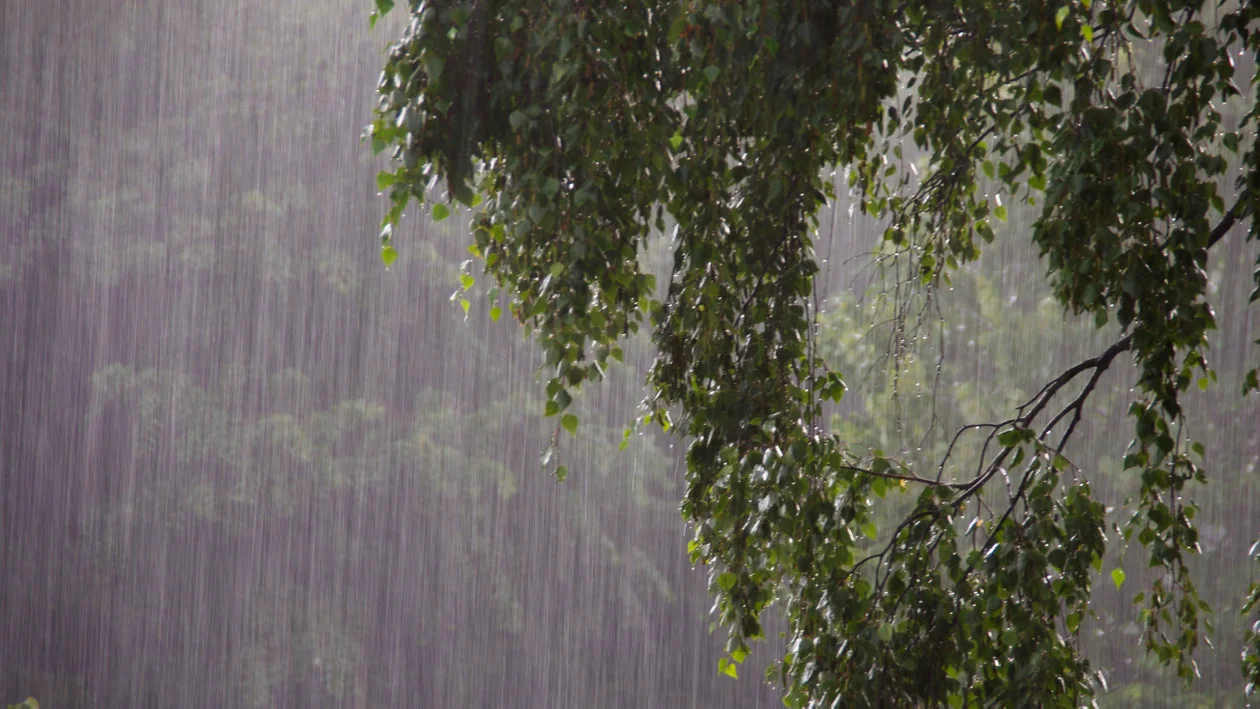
xmin=1111 ymin=568 xmax=1126 ymax=590
xmin=380 ymin=245 xmax=398 ymax=267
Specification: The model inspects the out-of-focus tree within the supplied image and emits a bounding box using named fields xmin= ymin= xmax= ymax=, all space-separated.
xmin=371 ymin=0 xmax=1259 ymax=705
xmin=4 ymin=1 xmax=778 ymax=706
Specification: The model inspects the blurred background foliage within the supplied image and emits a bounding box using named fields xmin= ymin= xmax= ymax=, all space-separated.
xmin=1 ymin=0 xmax=775 ymax=706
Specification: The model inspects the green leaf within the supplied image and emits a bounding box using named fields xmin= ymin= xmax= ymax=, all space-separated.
xmin=553 ymin=388 xmax=572 ymax=412
xmin=704 ymin=66 xmax=720 ymax=83
xmin=861 ymin=521 xmax=878 ymax=540
xmin=877 ymin=623 xmax=894 ymax=642
xmin=433 ymin=203 xmax=451 ymax=222
xmin=1111 ymin=568 xmax=1126 ymax=590
xmin=374 ymin=0 xmax=394 ymax=16
xmin=871 ymin=476 xmax=887 ymax=498
xmin=994 ymin=205 xmax=1007 ymax=222
xmin=551 ymin=62 xmax=573 ymax=84
xmin=459 ymin=298 xmax=470 ymax=316
xmin=542 ymin=177 xmax=561 ymax=197
xmin=669 ymin=132 xmax=683 ymax=151
xmin=717 ymin=572 xmax=737 ymax=590
xmin=1052 ymin=454 xmax=1069 ymax=471
xmin=376 ymin=171 xmax=398 ymax=190
xmin=380 ymin=245 xmax=398 ymax=267
xmin=997 ymin=429 xmax=1024 ymax=447
xmin=561 ymin=413 xmax=578 ymax=435
xmin=509 ymin=110 xmax=528 ymax=132
xmin=489 ymin=305 xmax=502 ymax=322
xmin=1080 ymin=23 xmax=1094 ymax=43
xmin=722 ymin=662 xmax=738 ymax=679
xmin=668 ymin=15 xmax=687 ymax=44
xmin=460 ymin=273 xmax=475 ymax=290
xmin=424 ymin=56 xmax=444 ymax=82
xmin=731 ymin=647 xmax=748 ymax=665
xmin=1055 ymin=5 xmax=1070 ymax=30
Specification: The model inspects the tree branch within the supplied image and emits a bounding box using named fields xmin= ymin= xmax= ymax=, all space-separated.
xmin=1207 ymin=198 xmax=1246 ymax=249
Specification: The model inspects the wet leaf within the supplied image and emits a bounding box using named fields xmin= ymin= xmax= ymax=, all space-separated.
xmin=380 ymin=245 xmax=398 ymax=267
xmin=1111 ymin=568 xmax=1126 ymax=590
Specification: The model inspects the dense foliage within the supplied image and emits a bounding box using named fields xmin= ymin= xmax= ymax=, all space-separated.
xmin=371 ymin=0 xmax=1260 ymax=705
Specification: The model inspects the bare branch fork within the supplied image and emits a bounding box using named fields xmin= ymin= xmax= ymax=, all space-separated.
xmin=940 ymin=193 xmax=1248 ymax=496
xmin=845 ymin=195 xmax=1249 ymax=586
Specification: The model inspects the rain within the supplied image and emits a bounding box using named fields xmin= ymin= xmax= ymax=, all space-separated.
xmin=1 ymin=1 xmax=1256 ymax=707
